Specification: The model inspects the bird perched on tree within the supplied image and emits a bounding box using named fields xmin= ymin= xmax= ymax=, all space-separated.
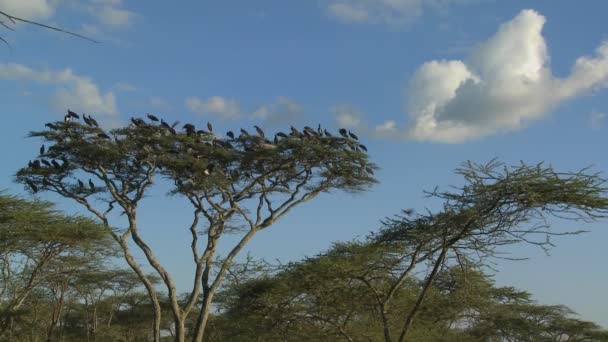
xmin=88 ymin=116 xmax=99 ymax=127
xmin=207 ymin=122 xmax=213 ymax=132
xmin=67 ymin=110 xmax=80 ymax=119
xmin=226 ymin=131 xmax=235 ymax=139
xmin=64 ymin=114 xmax=71 ymax=123
xmin=348 ymin=130 xmax=358 ymax=140
xmin=339 ymin=128 xmax=348 ymax=138
xmin=88 ymin=179 xmax=95 ymax=192
xmin=254 ymin=125 xmax=265 ymax=137
xmin=147 ymin=114 xmax=159 ymax=122
xmin=39 ymin=144 xmax=45 ymax=155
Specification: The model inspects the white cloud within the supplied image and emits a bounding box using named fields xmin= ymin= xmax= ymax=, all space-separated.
xmin=92 ymin=0 xmax=133 ymax=29
xmin=0 ymin=0 xmax=55 ymax=20
xmin=403 ymin=9 xmax=608 ymax=143
xmin=324 ymin=0 xmax=472 ymax=27
xmin=253 ymin=97 xmax=303 ymax=125
xmin=0 ymin=63 xmax=118 ymax=116
xmin=186 ymin=96 xmax=241 ymax=119
xmin=590 ymin=111 xmax=606 ymax=129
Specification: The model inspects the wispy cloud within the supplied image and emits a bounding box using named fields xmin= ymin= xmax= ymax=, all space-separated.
xmin=186 ymin=96 xmax=242 ymax=120
xmin=324 ymin=0 xmax=475 ymax=27
xmin=185 ymin=96 xmax=305 ymax=125
xmin=0 ymin=63 xmax=118 ymax=116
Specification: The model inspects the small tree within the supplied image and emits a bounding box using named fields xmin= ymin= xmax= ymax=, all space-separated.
xmin=16 ymin=113 xmax=377 ymax=341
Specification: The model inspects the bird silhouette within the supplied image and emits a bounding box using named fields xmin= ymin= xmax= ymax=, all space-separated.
xmin=147 ymin=114 xmax=159 ymax=122
xmin=89 ymin=116 xmax=99 ymax=127
xmin=88 ymin=179 xmax=95 ymax=191
xmin=339 ymin=128 xmax=348 ymax=138
xmin=78 ymin=180 xmax=84 ymax=192
xmin=207 ymin=122 xmax=213 ymax=132
xmin=348 ymin=131 xmax=358 ymax=140
xmin=64 ymin=115 xmax=71 ymax=123
xmin=51 ymin=160 xmax=61 ymax=169
xmin=67 ymin=110 xmax=80 ymax=119
xmin=40 ymin=145 xmax=45 ymax=155
xmin=254 ymin=125 xmax=265 ymax=137
xmin=226 ymin=131 xmax=235 ymax=139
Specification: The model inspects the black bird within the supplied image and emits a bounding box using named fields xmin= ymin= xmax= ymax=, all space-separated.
xmin=40 ymin=144 xmax=45 ymax=155
xmin=240 ymin=128 xmax=250 ymax=136
xmin=64 ymin=114 xmax=71 ymax=123
xmin=207 ymin=122 xmax=213 ymax=132
xmin=183 ymin=123 xmax=196 ymax=135
xmin=359 ymin=144 xmax=367 ymax=152
xmin=83 ymin=115 xmax=92 ymax=126
xmin=254 ymin=125 xmax=265 ymax=137
xmin=348 ymin=130 xmax=359 ymax=140
xmin=41 ymin=159 xmax=51 ymax=167
xmin=32 ymin=160 xmax=41 ymax=169
xmin=226 ymin=131 xmax=235 ymax=139
xmin=147 ymin=114 xmax=159 ymax=122
xmin=339 ymin=128 xmax=348 ymax=138
xmin=89 ymin=116 xmax=99 ymax=127
xmin=98 ymin=132 xmax=110 ymax=139
xmin=51 ymin=160 xmax=61 ymax=169
xmin=78 ymin=179 xmax=84 ymax=192
xmin=25 ymin=179 xmax=38 ymax=193
xmin=160 ymin=119 xmax=171 ymax=130
xmin=132 ymin=117 xmax=144 ymax=126
xmin=88 ymin=179 xmax=95 ymax=191
xmin=67 ymin=110 xmax=80 ymax=119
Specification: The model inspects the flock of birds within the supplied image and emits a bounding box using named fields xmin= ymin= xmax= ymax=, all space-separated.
xmin=23 ymin=110 xmax=370 ymax=194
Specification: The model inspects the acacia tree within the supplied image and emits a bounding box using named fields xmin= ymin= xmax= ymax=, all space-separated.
xmin=0 ymin=194 xmax=114 ymax=339
xmin=368 ymin=160 xmax=608 ymax=341
xmin=16 ymin=112 xmax=377 ymax=341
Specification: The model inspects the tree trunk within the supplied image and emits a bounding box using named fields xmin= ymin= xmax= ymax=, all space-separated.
xmin=192 ymin=289 xmax=214 ymax=342
xmin=398 ymin=248 xmax=448 ymax=342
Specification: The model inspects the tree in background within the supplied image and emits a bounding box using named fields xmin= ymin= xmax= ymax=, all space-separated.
xmin=211 ymin=160 xmax=608 ymax=342
xmin=16 ymin=112 xmax=377 ymax=341
xmin=0 ymin=193 xmax=115 ymax=340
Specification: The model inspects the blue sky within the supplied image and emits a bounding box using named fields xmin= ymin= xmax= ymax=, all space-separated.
xmin=1 ymin=0 xmax=607 ymax=326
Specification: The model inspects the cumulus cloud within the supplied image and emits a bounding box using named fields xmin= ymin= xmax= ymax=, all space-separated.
xmin=186 ymin=96 xmax=242 ymax=119
xmin=403 ymin=9 xmax=608 ymax=143
xmin=0 ymin=0 xmax=55 ymax=20
xmin=324 ymin=0 xmax=472 ymax=27
xmin=0 ymin=63 xmax=118 ymax=116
